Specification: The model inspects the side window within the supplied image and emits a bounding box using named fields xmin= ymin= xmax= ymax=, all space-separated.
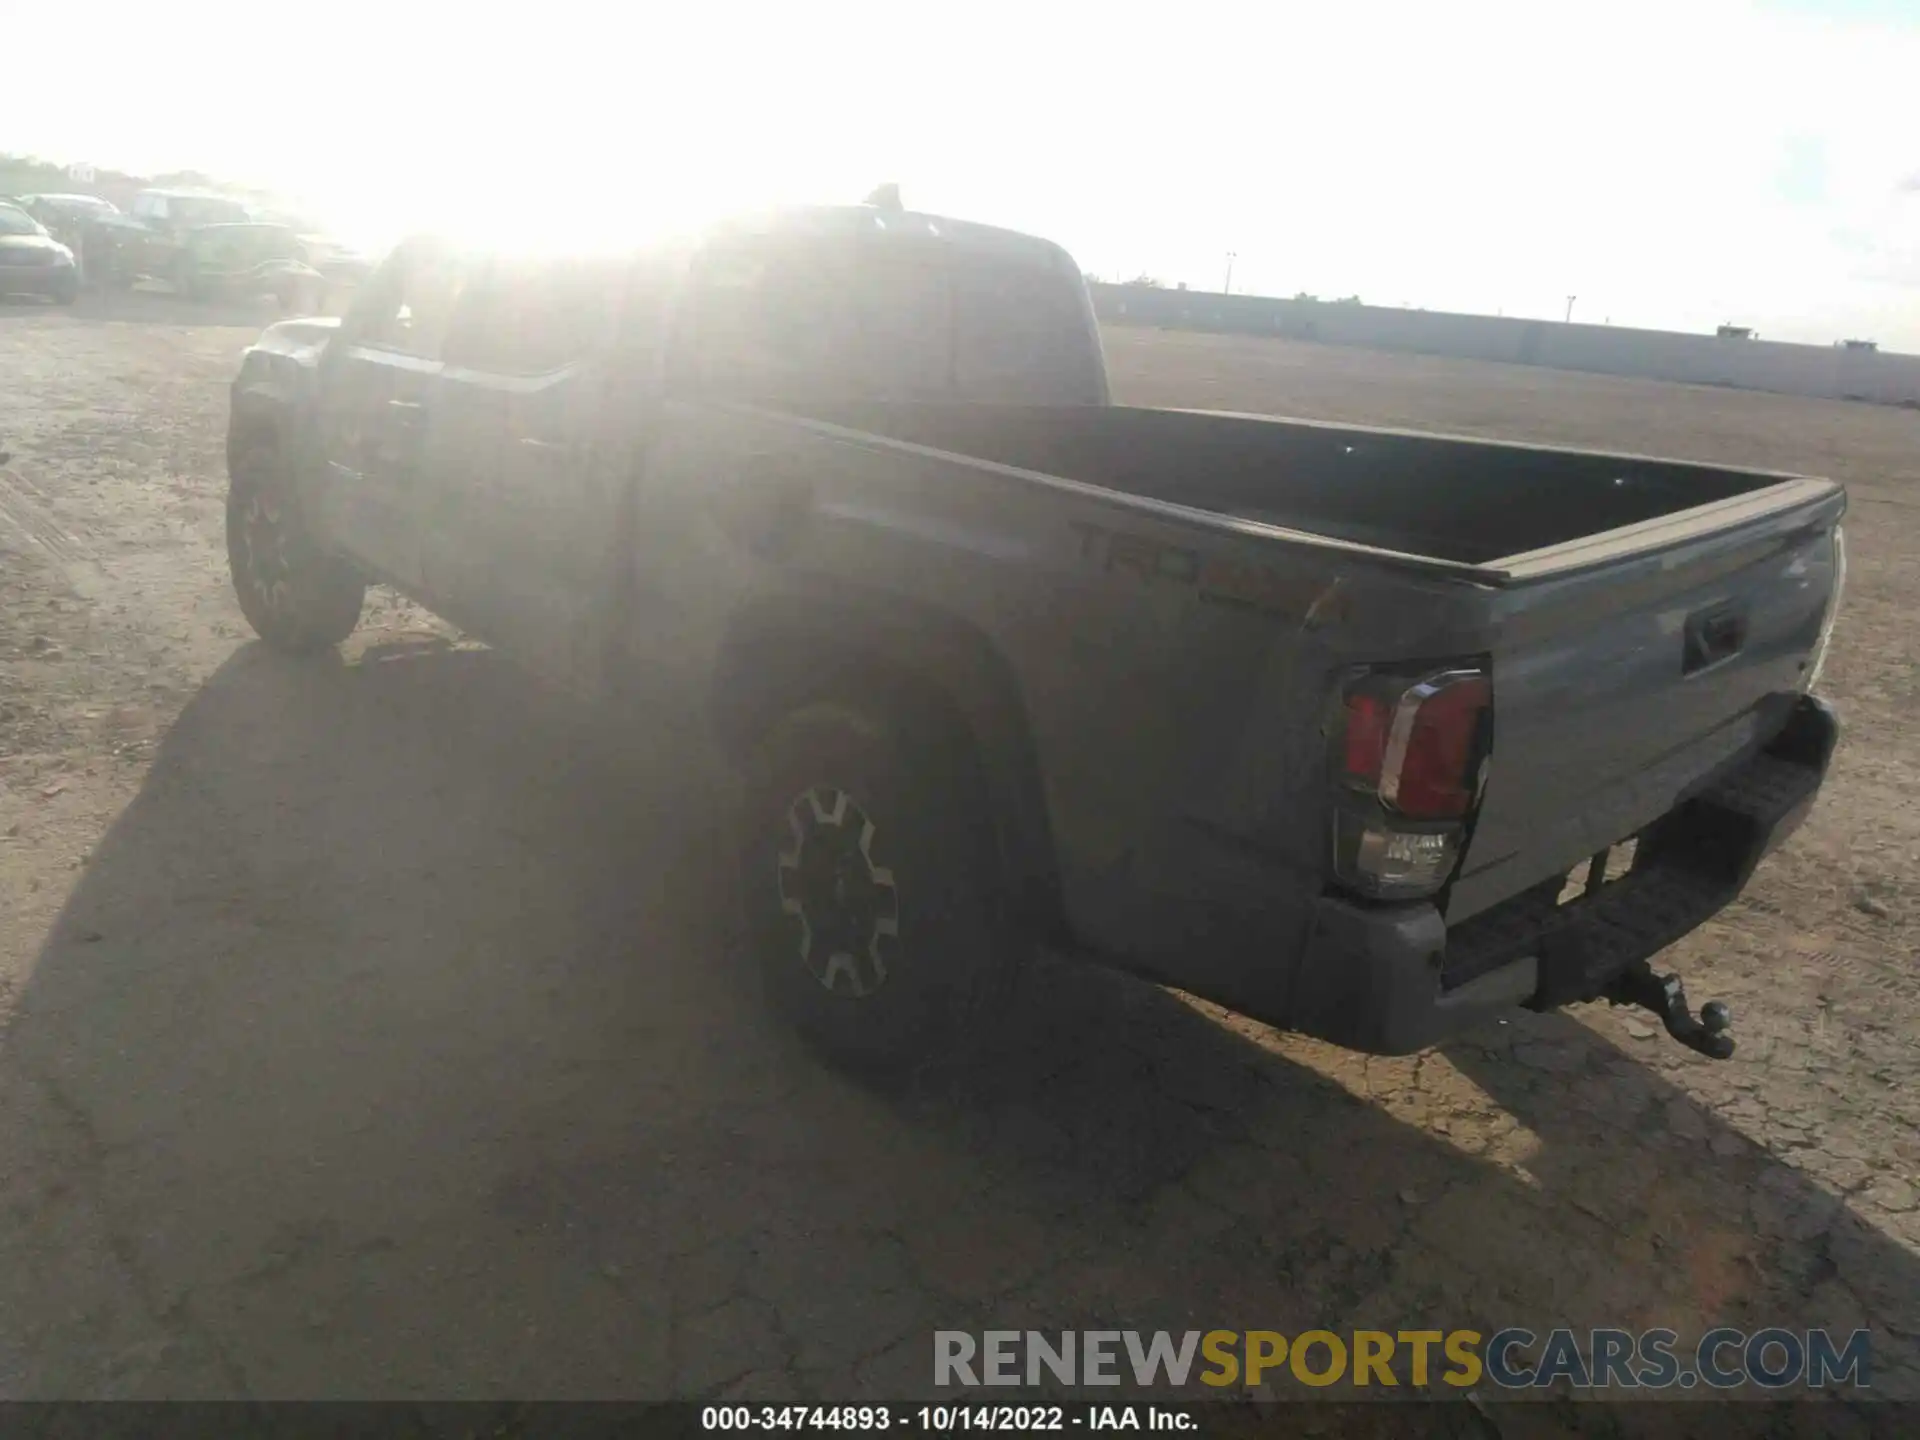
xmin=134 ymin=195 xmax=165 ymax=222
xmin=441 ymin=258 xmax=618 ymax=375
xmin=353 ymin=242 xmax=466 ymax=359
xmin=672 ymin=239 xmax=836 ymax=394
xmin=670 ymin=237 xmax=952 ymax=398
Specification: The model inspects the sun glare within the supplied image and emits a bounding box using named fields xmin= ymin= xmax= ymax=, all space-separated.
xmin=3 ymin=0 xmax=1918 ymax=340
xmin=292 ymin=141 xmax=854 ymax=265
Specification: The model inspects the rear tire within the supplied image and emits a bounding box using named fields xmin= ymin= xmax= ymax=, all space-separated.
xmin=738 ymin=692 xmax=1020 ymax=1077
xmin=226 ymin=431 xmax=364 ymax=653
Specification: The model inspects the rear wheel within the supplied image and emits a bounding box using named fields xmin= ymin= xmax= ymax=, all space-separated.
xmin=226 ymin=431 xmax=364 ymax=653
xmin=739 ymin=692 xmax=1020 ymax=1076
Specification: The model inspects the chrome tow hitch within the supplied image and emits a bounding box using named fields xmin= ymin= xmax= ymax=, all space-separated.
xmin=1605 ymin=964 xmax=1735 ymax=1060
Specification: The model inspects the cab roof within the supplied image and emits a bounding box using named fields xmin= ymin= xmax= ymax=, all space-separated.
xmin=394 ymin=204 xmax=1077 ymax=277
xmin=706 ymin=204 xmax=1075 ymax=267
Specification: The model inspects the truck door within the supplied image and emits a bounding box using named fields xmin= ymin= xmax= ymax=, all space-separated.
xmin=417 ymin=253 xmax=653 ymax=694
xmin=310 ymin=241 xmax=464 ymax=592
xmin=622 ymin=236 xmax=840 ymax=706
xmin=625 ymin=230 xmax=963 ymax=707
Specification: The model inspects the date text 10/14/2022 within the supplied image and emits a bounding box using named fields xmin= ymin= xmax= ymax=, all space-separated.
xmin=701 ymin=1407 xmax=1193 ymax=1432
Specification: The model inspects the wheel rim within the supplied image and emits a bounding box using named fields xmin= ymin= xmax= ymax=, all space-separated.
xmin=775 ymin=786 xmax=900 ymax=998
xmin=236 ymin=483 xmax=295 ymax=619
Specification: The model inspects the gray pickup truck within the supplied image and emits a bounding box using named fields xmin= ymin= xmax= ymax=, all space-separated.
xmin=225 ymin=204 xmax=1846 ymax=1072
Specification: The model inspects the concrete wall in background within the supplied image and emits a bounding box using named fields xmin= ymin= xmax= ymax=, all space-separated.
xmin=1088 ymin=284 xmax=1920 ymax=408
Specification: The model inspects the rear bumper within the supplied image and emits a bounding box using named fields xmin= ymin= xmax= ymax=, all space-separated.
xmin=1284 ymin=694 xmax=1838 ymax=1055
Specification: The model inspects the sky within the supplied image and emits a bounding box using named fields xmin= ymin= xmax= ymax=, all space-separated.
xmin=6 ymin=0 xmax=1920 ymax=347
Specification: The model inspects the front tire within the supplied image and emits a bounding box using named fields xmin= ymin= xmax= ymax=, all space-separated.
xmin=226 ymin=431 xmax=365 ymax=653
xmin=739 ymin=693 xmax=1020 ymax=1076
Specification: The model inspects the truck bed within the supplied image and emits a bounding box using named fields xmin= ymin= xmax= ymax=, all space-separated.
xmin=775 ymin=395 xmax=1845 ymax=930
xmin=793 ymin=400 xmax=1825 ymax=571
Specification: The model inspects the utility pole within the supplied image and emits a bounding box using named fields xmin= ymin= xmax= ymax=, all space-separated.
xmin=1224 ymin=252 xmax=1237 ymax=295
xmin=1564 ymin=295 xmax=1577 ymax=323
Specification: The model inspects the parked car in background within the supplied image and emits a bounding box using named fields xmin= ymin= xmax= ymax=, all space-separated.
xmin=171 ymin=222 xmax=329 ymax=309
xmin=295 ymin=233 xmax=377 ymax=292
xmin=11 ymin=193 xmax=123 ymax=286
xmin=0 ymin=202 xmax=79 ymax=303
xmin=253 ymin=210 xmax=379 ymax=292
xmin=129 ymin=188 xmax=254 ymax=231
xmin=101 ymin=188 xmax=256 ymax=290
xmin=13 ymin=192 xmax=118 ymax=219
xmin=12 ymin=192 xmax=119 ymax=242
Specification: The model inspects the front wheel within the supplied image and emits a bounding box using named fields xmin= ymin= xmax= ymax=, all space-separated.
xmin=738 ymin=693 xmax=1021 ymax=1076
xmin=226 ymin=432 xmax=365 ymax=653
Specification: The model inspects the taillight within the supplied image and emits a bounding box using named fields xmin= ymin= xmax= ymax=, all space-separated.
xmin=1340 ymin=669 xmax=1491 ymax=819
xmin=1383 ymin=672 xmax=1491 ymax=818
xmin=1342 ymin=692 xmax=1391 ymax=786
xmin=1331 ymin=665 xmax=1493 ymax=900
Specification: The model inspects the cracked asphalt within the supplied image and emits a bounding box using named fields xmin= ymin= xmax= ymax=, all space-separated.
xmin=0 ymin=297 xmax=1915 ymax=1421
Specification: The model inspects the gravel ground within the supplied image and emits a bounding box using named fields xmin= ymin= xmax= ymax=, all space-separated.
xmin=0 ymin=297 xmax=1915 ymax=1422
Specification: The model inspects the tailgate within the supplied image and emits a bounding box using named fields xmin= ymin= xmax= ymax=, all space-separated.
xmin=1447 ymin=484 xmax=1846 ymax=924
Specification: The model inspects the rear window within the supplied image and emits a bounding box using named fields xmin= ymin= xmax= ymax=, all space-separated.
xmin=836 ymin=246 xmax=954 ymax=391
xmin=952 ymin=259 xmax=1103 ymax=402
xmin=674 ymin=235 xmax=1097 ymax=403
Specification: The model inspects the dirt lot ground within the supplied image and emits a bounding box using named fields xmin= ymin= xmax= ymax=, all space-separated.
xmin=1 ymin=300 xmax=1916 ymax=1419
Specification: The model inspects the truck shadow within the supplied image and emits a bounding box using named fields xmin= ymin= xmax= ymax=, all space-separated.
xmin=2 ymin=642 xmax=1913 ymax=1408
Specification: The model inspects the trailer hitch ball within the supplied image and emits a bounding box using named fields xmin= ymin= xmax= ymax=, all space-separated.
xmin=1606 ymin=966 xmax=1736 ymax=1060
